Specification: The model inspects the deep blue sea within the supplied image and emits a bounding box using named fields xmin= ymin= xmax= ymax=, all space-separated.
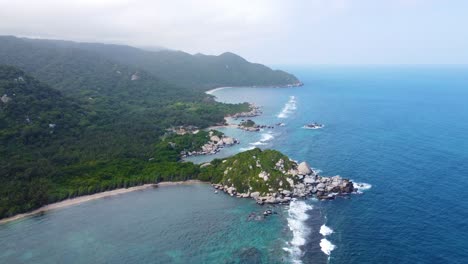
xmin=1 ymin=66 xmax=468 ymax=263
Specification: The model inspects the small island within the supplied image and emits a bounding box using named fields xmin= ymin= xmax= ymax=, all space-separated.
xmin=199 ymin=148 xmax=356 ymax=204
xmin=238 ymin=119 xmax=274 ymax=132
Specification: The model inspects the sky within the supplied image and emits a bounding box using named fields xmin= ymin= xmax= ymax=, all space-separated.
xmin=1 ymin=0 xmax=467 ymax=65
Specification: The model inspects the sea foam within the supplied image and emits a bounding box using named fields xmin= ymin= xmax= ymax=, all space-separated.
xmin=320 ymin=238 xmax=336 ymax=256
xmin=277 ymin=96 xmax=297 ymax=118
xmin=249 ymin=132 xmax=274 ymax=146
xmin=353 ymin=182 xmax=372 ymax=193
xmin=284 ymin=199 xmax=313 ymax=264
xmin=239 ymin=146 xmax=255 ymax=151
xmin=319 ymin=225 xmax=334 ymax=236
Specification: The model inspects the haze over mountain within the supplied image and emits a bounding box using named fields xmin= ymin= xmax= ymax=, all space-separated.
xmin=0 ymin=36 xmax=299 ymax=91
xmin=1 ymin=0 xmax=467 ymax=64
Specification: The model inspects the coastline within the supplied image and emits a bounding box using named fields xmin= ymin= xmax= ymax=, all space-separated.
xmin=0 ymin=180 xmax=206 ymax=225
xmin=205 ymin=82 xmax=303 ymax=96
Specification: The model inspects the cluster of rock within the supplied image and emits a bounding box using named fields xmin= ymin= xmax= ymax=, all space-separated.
xmin=237 ymin=119 xmax=275 ymax=132
xmin=180 ymin=133 xmax=239 ymax=158
xmin=212 ymin=160 xmax=356 ymax=204
xmin=230 ymin=104 xmax=262 ymax=119
xmin=167 ymin=125 xmax=200 ymax=135
xmin=286 ymin=82 xmax=304 ymax=87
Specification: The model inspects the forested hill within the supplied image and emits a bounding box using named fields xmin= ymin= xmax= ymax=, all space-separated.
xmin=0 ymin=36 xmax=301 ymax=219
xmin=0 ymin=65 xmax=249 ymax=219
xmin=0 ymin=65 xmax=86 ymax=143
xmin=0 ymin=36 xmax=300 ymax=90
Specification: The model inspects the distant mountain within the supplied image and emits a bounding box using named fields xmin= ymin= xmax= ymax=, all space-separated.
xmin=0 ymin=36 xmax=301 ymax=90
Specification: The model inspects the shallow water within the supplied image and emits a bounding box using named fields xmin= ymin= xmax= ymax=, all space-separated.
xmin=2 ymin=66 xmax=468 ymax=263
xmin=0 ymin=184 xmax=289 ymax=264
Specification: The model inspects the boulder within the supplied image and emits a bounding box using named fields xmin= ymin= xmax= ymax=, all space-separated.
xmin=222 ymin=137 xmax=235 ymax=145
xmin=265 ymin=197 xmax=278 ymax=204
xmin=303 ymin=176 xmax=315 ymax=184
xmin=241 ymin=193 xmax=250 ymax=198
xmin=298 ymin=162 xmax=312 ymax=175
xmin=259 ymin=171 xmax=269 ymax=181
xmin=210 ymin=135 xmax=221 ymax=143
xmin=250 ymin=192 xmax=261 ymax=199
xmin=316 ymin=183 xmax=326 ymax=191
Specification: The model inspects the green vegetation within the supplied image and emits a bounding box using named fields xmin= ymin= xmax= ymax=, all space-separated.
xmin=239 ymin=119 xmax=256 ymax=127
xmin=0 ymin=66 xmax=243 ymax=218
xmin=154 ymin=130 xmax=223 ymax=162
xmin=0 ymin=36 xmax=300 ymax=220
xmin=0 ymin=36 xmax=299 ymax=91
xmin=199 ymin=148 xmax=296 ymax=194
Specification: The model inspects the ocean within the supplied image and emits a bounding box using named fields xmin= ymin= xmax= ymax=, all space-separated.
xmin=1 ymin=66 xmax=468 ymax=263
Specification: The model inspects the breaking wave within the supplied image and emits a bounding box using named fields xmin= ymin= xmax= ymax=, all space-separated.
xmin=320 ymin=238 xmax=336 ymax=256
xmin=239 ymin=146 xmax=255 ymax=151
xmin=249 ymin=132 xmax=274 ymax=146
xmin=277 ymin=96 xmax=297 ymax=118
xmin=283 ymin=199 xmax=313 ymax=264
xmin=319 ymin=225 xmax=334 ymax=236
xmin=353 ymin=182 xmax=372 ymax=194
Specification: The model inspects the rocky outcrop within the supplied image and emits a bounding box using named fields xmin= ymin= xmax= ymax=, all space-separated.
xmin=297 ymin=162 xmax=312 ymax=175
xmin=237 ymin=119 xmax=275 ymax=132
xmin=230 ymin=104 xmax=262 ymax=119
xmin=181 ymin=133 xmax=240 ymax=158
xmin=211 ymin=154 xmax=356 ymax=204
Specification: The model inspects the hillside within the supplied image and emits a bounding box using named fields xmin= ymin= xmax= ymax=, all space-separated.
xmin=0 ymin=66 xmax=89 ymax=217
xmin=0 ymin=36 xmax=302 ymax=220
xmin=200 ymin=148 xmax=355 ymax=203
xmin=0 ymin=65 xmax=247 ymax=219
xmin=0 ymin=36 xmax=301 ymax=90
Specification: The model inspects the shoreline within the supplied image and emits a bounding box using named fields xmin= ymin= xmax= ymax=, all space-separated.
xmin=2 ymin=84 xmax=301 ymax=225
xmin=0 ymin=180 xmax=206 ymax=225
xmin=205 ymin=82 xmax=303 ymax=96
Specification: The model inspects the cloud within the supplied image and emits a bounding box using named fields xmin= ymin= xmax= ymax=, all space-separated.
xmin=0 ymin=0 xmax=467 ymax=64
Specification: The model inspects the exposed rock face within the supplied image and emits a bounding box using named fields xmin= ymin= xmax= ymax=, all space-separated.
xmin=210 ymin=135 xmax=221 ymax=143
xmin=212 ymin=157 xmax=356 ymax=204
xmin=230 ymin=104 xmax=262 ymax=119
xmin=180 ymin=134 xmax=239 ymax=158
xmin=298 ymin=162 xmax=312 ymax=175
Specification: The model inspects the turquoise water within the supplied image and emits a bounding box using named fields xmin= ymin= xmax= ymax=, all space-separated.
xmin=0 ymin=184 xmax=289 ymax=263
xmin=2 ymin=66 xmax=468 ymax=263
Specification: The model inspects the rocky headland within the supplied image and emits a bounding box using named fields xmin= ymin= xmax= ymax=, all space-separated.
xmin=200 ymin=148 xmax=356 ymax=205
xmin=230 ymin=103 xmax=262 ymax=119
xmin=180 ymin=131 xmax=239 ymax=158
xmin=237 ymin=119 xmax=274 ymax=132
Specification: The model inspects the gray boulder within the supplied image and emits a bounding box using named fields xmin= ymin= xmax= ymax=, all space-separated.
xmin=298 ymin=162 xmax=312 ymax=175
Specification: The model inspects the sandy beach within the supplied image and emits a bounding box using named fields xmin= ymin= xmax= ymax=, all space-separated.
xmin=0 ymin=180 xmax=206 ymax=225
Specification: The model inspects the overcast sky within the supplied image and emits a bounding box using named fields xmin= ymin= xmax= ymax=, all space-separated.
xmin=1 ymin=0 xmax=467 ymax=65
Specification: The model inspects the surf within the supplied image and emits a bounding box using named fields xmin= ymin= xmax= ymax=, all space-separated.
xmin=284 ymin=199 xmax=313 ymax=264
xmin=277 ymin=96 xmax=297 ymax=118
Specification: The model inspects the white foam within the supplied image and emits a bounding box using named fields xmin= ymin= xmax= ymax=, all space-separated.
xmin=249 ymin=141 xmax=266 ymax=146
xmin=239 ymin=146 xmax=255 ymax=151
xmin=320 ymin=238 xmax=336 ymax=256
xmin=277 ymin=96 xmax=297 ymax=119
xmin=319 ymin=225 xmax=334 ymax=236
xmin=284 ymin=199 xmax=313 ymax=264
xmin=260 ymin=133 xmax=274 ymax=142
xmin=353 ymin=182 xmax=372 ymax=193
xmin=248 ymin=132 xmax=274 ymax=146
